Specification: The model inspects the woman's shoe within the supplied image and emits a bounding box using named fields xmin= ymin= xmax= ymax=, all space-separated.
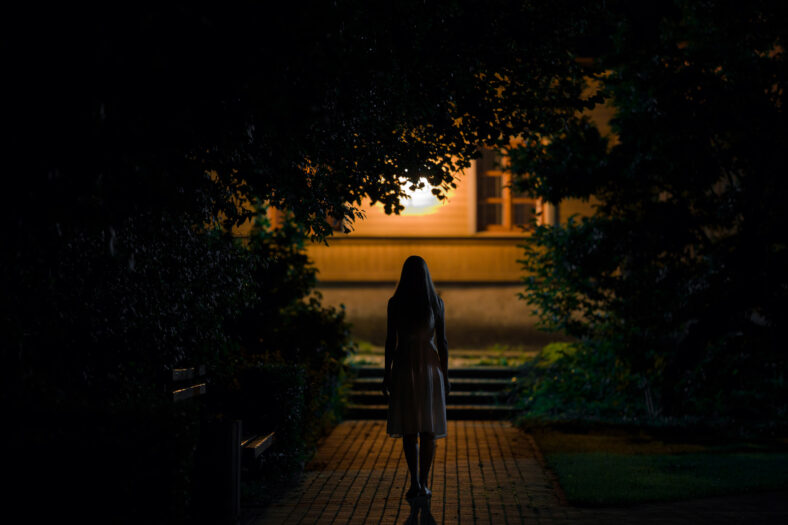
xmin=406 ymin=485 xmax=420 ymax=499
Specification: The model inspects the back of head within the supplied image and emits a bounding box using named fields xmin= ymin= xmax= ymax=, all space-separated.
xmin=393 ymin=255 xmax=439 ymax=325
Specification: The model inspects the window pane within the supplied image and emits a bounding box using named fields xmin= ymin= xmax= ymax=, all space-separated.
xmin=477 ymin=202 xmax=502 ymax=230
xmin=480 ymin=175 xmax=502 ymax=199
xmin=513 ymin=202 xmax=536 ymax=227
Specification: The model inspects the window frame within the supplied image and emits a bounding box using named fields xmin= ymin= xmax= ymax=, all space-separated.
xmin=476 ymin=148 xmax=544 ymax=233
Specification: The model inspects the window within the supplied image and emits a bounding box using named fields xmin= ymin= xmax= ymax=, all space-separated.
xmin=476 ymin=148 xmax=539 ymax=232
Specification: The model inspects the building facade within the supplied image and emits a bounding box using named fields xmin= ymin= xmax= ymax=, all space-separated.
xmin=307 ymin=149 xmax=596 ymax=348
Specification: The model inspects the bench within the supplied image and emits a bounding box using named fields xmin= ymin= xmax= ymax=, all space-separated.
xmin=170 ymin=365 xmax=276 ymax=463
xmin=170 ymin=365 xmax=276 ymax=521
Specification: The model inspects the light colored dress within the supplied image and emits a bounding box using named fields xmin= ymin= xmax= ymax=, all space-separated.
xmin=386 ymin=297 xmax=448 ymax=439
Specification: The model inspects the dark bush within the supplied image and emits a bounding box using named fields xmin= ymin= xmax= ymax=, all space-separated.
xmin=514 ymin=1 xmax=788 ymax=423
xmin=3 ymin=205 xmax=352 ymax=522
xmin=3 ymin=207 xmax=253 ymax=523
xmin=512 ymin=342 xmax=645 ymax=424
xmin=210 ymin=209 xmax=354 ymax=506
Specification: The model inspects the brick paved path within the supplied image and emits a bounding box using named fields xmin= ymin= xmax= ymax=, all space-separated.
xmin=247 ymin=420 xmax=575 ymax=524
xmin=246 ymin=420 xmax=788 ymax=525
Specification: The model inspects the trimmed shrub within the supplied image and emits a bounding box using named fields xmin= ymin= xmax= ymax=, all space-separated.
xmin=512 ymin=341 xmax=645 ymax=424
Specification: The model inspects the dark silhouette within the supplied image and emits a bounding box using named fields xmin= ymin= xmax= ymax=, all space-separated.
xmin=382 ymin=255 xmax=450 ymax=499
xmin=403 ymin=494 xmax=437 ymax=524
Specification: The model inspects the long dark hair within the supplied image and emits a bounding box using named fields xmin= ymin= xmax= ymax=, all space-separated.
xmin=392 ymin=255 xmax=441 ymax=324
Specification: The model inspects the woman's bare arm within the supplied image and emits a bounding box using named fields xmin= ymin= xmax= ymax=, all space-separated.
xmin=436 ymin=298 xmax=449 ymax=390
xmin=383 ymin=298 xmax=396 ymax=397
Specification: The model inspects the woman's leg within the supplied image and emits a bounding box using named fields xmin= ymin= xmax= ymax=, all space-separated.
xmin=418 ymin=432 xmax=436 ymax=496
xmin=402 ymin=434 xmax=420 ymax=497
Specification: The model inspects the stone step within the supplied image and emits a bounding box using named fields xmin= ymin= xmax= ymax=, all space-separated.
xmin=350 ymin=390 xmax=508 ymax=405
xmin=346 ymin=404 xmax=514 ymax=420
xmin=352 ymin=377 xmax=514 ymax=392
xmin=353 ymin=366 xmax=518 ymax=380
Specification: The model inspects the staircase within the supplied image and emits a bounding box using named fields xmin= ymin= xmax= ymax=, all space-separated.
xmin=346 ymin=367 xmax=517 ymax=420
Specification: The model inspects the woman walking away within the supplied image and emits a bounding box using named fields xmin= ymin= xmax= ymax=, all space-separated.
xmin=382 ymin=255 xmax=450 ymax=499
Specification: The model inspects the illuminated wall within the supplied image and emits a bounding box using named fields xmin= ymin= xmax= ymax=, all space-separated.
xmin=343 ymin=169 xmax=475 ymax=237
xmin=305 ymin=94 xmax=610 ymax=345
xmin=307 ymin=159 xmax=559 ymax=283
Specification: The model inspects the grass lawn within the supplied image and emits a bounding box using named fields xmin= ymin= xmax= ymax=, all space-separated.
xmin=531 ymin=427 xmax=788 ymax=506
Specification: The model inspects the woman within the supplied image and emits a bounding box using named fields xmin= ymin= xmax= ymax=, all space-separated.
xmin=382 ymin=255 xmax=450 ymax=499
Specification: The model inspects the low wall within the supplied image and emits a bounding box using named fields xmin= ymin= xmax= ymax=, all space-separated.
xmin=307 ymin=236 xmax=526 ymax=282
xmin=317 ymin=283 xmax=560 ymax=349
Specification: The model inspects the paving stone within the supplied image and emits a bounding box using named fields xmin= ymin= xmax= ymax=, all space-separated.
xmin=245 ymin=420 xmax=788 ymax=524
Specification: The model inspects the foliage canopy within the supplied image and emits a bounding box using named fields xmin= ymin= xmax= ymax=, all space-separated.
xmin=5 ymin=0 xmax=595 ymax=240
xmin=515 ymin=0 xmax=788 ymax=419
xmin=1 ymin=3 xmax=600 ymax=519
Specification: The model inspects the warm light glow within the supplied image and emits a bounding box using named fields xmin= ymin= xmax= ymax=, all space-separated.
xmin=400 ymin=177 xmax=443 ymax=216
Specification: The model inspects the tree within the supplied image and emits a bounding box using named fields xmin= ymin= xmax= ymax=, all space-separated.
xmin=1 ymin=1 xmax=594 ymax=383
xmin=515 ymin=0 xmax=788 ymax=419
xmin=4 ymin=1 xmax=595 ymax=237
xmin=2 ymin=0 xmax=602 ymax=406
xmin=1 ymin=3 xmax=599 ymax=520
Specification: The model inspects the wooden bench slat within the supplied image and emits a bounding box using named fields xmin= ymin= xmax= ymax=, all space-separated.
xmin=172 ymin=383 xmax=206 ymax=402
xmin=172 ymin=366 xmax=207 ymax=381
xmin=242 ymin=432 xmax=275 ymax=459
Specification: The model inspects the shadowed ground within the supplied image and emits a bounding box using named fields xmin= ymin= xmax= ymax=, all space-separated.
xmin=243 ymin=420 xmax=787 ymax=524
